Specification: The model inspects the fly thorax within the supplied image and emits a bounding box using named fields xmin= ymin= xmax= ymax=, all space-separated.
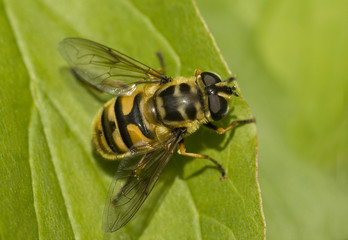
xmin=155 ymin=82 xmax=204 ymax=126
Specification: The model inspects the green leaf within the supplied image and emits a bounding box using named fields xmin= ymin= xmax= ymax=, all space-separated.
xmin=196 ymin=0 xmax=348 ymax=239
xmin=0 ymin=0 xmax=263 ymax=239
xmin=0 ymin=2 xmax=37 ymax=239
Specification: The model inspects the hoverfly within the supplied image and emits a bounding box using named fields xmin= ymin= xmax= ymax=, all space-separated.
xmin=58 ymin=38 xmax=255 ymax=232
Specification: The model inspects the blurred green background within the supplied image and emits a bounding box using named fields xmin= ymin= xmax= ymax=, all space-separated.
xmin=196 ymin=0 xmax=348 ymax=239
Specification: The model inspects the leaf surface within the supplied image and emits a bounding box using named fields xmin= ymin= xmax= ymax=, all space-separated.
xmin=0 ymin=0 xmax=263 ymax=239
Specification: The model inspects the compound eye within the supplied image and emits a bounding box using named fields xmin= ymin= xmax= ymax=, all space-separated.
xmin=201 ymin=72 xmax=221 ymax=86
xmin=208 ymin=95 xmax=228 ymax=121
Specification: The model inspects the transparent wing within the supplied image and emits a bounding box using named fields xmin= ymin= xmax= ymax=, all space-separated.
xmin=103 ymin=129 xmax=185 ymax=232
xmin=58 ymin=38 xmax=169 ymax=95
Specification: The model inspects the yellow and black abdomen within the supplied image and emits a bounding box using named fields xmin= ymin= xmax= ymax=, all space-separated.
xmin=93 ymin=90 xmax=154 ymax=160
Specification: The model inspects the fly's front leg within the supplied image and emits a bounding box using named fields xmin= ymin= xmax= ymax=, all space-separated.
xmin=178 ymin=139 xmax=226 ymax=179
xmin=204 ymin=118 xmax=256 ymax=134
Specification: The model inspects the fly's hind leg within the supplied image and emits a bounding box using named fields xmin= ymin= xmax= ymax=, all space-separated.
xmin=156 ymin=51 xmax=166 ymax=75
xmin=178 ymin=139 xmax=226 ymax=179
xmin=156 ymin=51 xmax=172 ymax=84
xmin=180 ymin=118 xmax=255 ymax=179
xmin=204 ymin=118 xmax=256 ymax=134
xmin=72 ymin=68 xmax=104 ymax=93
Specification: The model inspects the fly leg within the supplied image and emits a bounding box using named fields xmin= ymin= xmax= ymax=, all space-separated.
xmin=178 ymin=139 xmax=226 ymax=179
xmin=204 ymin=118 xmax=256 ymax=134
xmin=72 ymin=68 xmax=104 ymax=92
xmin=156 ymin=51 xmax=166 ymax=75
xmin=156 ymin=51 xmax=173 ymax=84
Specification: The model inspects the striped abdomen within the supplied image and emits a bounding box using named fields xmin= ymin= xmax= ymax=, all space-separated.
xmin=93 ymin=91 xmax=153 ymax=159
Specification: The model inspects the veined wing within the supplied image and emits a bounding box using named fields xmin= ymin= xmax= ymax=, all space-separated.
xmin=103 ymin=128 xmax=185 ymax=232
xmin=58 ymin=38 xmax=169 ymax=95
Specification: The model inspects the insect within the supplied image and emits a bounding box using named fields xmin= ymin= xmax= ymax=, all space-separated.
xmin=58 ymin=38 xmax=255 ymax=232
